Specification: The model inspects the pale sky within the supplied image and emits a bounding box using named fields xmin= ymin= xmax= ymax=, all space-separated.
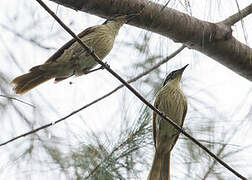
xmin=0 ymin=0 xmax=251 ymax=179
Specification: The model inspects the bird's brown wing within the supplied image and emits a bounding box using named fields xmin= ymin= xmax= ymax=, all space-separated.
xmin=170 ymin=97 xmax=187 ymax=151
xmin=153 ymin=94 xmax=161 ymax=149
xmin=181 ymin=100 xmax=188 ymax=127
xmin=45 ymin=27 xmax=96 ymax=64
xmin=154 ymin=90 xmax=188 ymax=152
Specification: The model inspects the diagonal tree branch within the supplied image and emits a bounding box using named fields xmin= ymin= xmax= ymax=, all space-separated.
xmin=4 ymin=1 xmax=246 ymax=179
xmin=50 ymin=0 xmax=252 ymax=82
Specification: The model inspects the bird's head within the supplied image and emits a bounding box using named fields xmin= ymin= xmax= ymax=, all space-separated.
xmin=163 ymin=64 xmax=189 ymax=86
xmin=103 ymin=14 xmax=139 ymax=27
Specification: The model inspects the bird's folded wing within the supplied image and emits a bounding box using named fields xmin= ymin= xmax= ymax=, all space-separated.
xmin=45 ymin=27 xmax=96 ymax=64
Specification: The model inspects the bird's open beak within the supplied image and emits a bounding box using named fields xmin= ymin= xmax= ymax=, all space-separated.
xmin=125 ymin=13 xmax=139 ymax=23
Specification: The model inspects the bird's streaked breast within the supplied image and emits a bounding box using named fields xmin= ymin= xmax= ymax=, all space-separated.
xmin=74 ymin=26 xmax=115 ymax=70
xmin=154 ymin=84 xmax=187 ymax=151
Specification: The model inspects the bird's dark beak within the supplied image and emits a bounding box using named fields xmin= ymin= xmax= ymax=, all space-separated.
xmin=125 ymin=14 xmax=139 ymax=23
xmin=179 ymin=64 xmax=189 ymax=72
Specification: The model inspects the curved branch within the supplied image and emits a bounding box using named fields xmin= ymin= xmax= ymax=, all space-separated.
xmin=50 ymin=0 xmax=252 ymax=81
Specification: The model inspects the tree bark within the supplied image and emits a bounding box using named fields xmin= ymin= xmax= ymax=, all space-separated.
xmin=49 ymin=0 xmax=252 ymax=81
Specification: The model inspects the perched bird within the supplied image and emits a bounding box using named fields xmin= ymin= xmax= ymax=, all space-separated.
xmin=11 ymin=14 xmax=137 ymax=94
xmin=148 ymin=65 xmax=188 ymax=180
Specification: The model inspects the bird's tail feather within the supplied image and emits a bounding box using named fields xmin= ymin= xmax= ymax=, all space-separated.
xmin=148 ymin=151 xmax=171 ymax=180
xmin=11 ymin=67 xmax=55 ymax=94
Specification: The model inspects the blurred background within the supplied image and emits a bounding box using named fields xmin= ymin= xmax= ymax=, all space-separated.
xmin=0 ymin=0 xmax=251 ymax=179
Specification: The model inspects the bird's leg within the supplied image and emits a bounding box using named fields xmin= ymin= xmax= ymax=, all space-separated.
xmin=82 ymin=62 xmax=110 ymax=75
xmin=83 ymin=67 xmax=103 ymax=74
xmin=91 ymin=62 xmax=110 ymax=72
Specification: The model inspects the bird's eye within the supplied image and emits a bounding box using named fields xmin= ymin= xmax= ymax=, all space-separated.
xmin=103 ymin=20 xmax=108 ymax=25
xmin=163 ymin=71 xmax=174 ymax=86
xmin=170 ymin=72 xmax=176 ymax=79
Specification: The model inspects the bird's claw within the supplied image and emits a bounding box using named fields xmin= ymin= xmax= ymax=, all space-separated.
xmin=82 ymin=63 xmax=109 ymax=75
xmin=101 ymin=62 xmax=110 ymax=70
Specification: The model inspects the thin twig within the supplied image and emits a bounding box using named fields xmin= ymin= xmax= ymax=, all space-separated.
xmin=8 ymin=0 xmax=247 ymax=179
xmin=222 ymin=3 xmax=252 ymax=25
xmin=0 ymin=24 xmax=56 ymax=50
xmin=181 ymin=137 xmax=239 ymax=147
xmin=0 ymin=95 xmax=35 ymax=108
xmin=234 ymin=0 xmax=249 ymax=45
xmin=0 ymin=45 xmax=184 ymax=146
xmin=202 ymin=142 xmax=227 ymax=180
xmin=0 ymin=93 xmax=104 ymax=146
xmin=85 ymin=111 xmax=149 ymax=179
xmin=85 ymin=141 xmax=123 ymax=179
